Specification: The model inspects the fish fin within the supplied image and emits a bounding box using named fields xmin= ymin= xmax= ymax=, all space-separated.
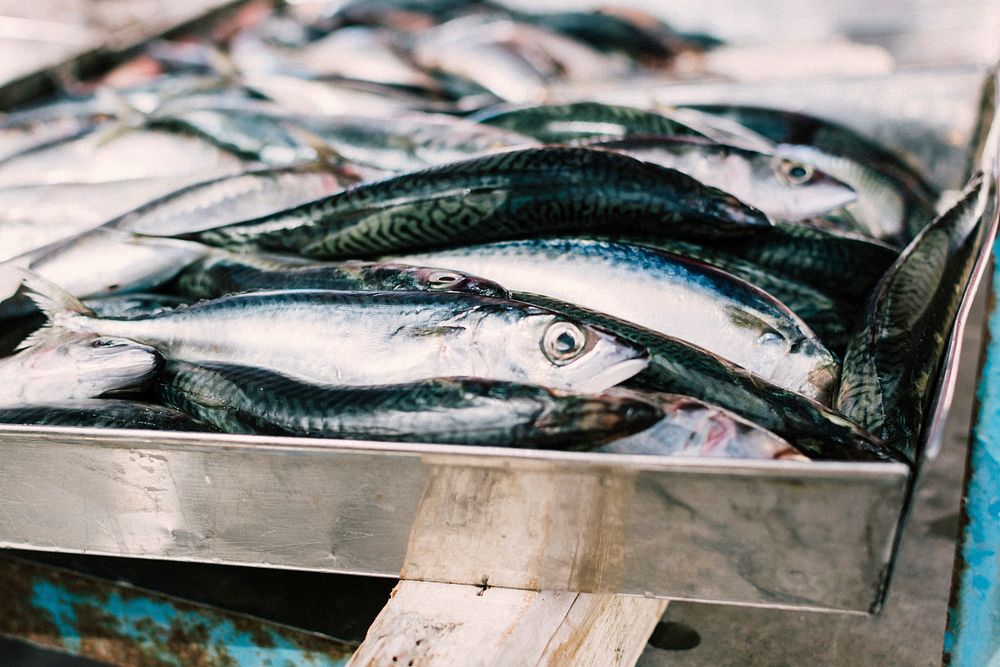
xmin=5 ymin=267 xmax=95 ymax=351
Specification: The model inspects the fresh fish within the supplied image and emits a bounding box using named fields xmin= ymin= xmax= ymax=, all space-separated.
xmin=148 ymin=108 xmax=319 ymax=165
xmin=837 ymin=175 xmax=989 ymax=463
xmin=83 ymin=293 xmax=191 ymax=319
xmin=512 ymin=291 xmax=898 ymax=463
xmin=612 ymin=236 xmax=853 ymax=352
xmin=180 ymin=148 xmax=771 ymax=258
xmin=288 ymin=113 xmax=538 ymax=173
xmin=159 ymin=361 xmax=661 ymax=448
xmin=18 ymin=275 xmax=648 ymax=393
xmin=110 ymin=166 xmax=355 ymax=236
xmin=0 ymin=128 xmax=246 ymax=189
xmin=598 ymin=391 xmax=806 ymax=460
xmin=0 ymin=101 xmax=112 ymax=162
xmin=584 ymin=136 xmax=856 ymax=221
xmin=524 ymin=10 xmax=682 ymax=60
xmin=0 ymin=228 xmax=210 ymax=318
xmin=718 ymin=220 xmax=900 ymax=302
xmin=0 ymin=331 xmax=161 ymax=406
xmin=0 ymin=399 xmax=214 ymax=431
xmin=174 ymin=251 xmax=509 ymax=300
xmin=0 ymin=176 xmax=202 ymax=261
xmin=473 ymin=101 xmax=706 ymax=144
xmin=686 ymin=105 xmax=939 ymax=242
xmin=395 ymin=238 xmax=839 ymax=403
xmin=277 ymin=27 xmax=441 ymax=92
xmin=241 ymin=73 xmax=437 ymax=117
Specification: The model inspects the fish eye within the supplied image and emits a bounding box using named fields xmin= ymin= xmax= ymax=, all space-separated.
xmin=777 ymin=160 xmax=814 ymax=186
xmin=427 ymin=270 xmax=462 ymax=287
xmin=542 ymin=321 xmax=587 ymax=365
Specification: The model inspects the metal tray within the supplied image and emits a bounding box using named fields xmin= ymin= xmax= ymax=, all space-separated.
xmin=0 ymin=61 xmax=996 ymax=614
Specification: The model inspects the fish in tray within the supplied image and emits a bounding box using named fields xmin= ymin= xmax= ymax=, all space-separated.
xmin=0 ymin=127 xmax=246 ymax=190
xmin=508 ymin=292 xmax=898 ymax=463
xmin=715 ymin=220 xmax=901 ymax=303
xmin=158 ymin=361 xmax=661 ymax=448
xmin=471 ymin=101 xmax=707 ymax=143
xmin=581 ymin=135 xmax=857 ymax=221
xmin=0 ymin=399 xmax=214 ymax=431
xmin=604 ymin=236 xmax=853 ymax=353
xmin=169 ymin=147 xmax=771 ymax=258
xmin=598 ymin=390 xmax=806 ymax=460
xmin=0 ymin=165 xmax=358 ymax=317
xmin=174 ymin=251 xmax=509 ymax=300
xmin=684 ymin=105 xmax=940 ymax=243
xmin=394 ymin=238 xmax=839 ymax=404
xmin=837 ymin=174 xmax=990 ymax=463
xmin=0 ymin=331 xmax=161 ymax=406
xmin=13 ymin=271 xmax=647 ymax=393
xmin=82 ymin=293 xmax=191 ymax=319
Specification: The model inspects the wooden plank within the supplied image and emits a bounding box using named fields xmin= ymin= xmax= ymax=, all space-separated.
xmin=347 ymin=580 xmax=667 ymax=667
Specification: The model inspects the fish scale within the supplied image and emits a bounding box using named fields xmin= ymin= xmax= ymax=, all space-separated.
xmin=837 ymin=175 xmax=988 ymax=463
xmin=21 ymin=280 xmax=648 ymax=394
xmin=180 ymin=147 xmax=770 ymax=258
xmin=159 ymin=361 xmax=661 ymax=448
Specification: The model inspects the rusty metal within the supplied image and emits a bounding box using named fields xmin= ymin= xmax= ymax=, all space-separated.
xmin=0 ymin=554 xmax=356 ymax=666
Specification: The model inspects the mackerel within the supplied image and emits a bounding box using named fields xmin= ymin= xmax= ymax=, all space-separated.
xmin=180 ymin=147 xmax=771 ymax=258
xmin=396 ymin=238 xmax=839 ymax=402
xmin=160 ymin=361 xmax=661 ymax=448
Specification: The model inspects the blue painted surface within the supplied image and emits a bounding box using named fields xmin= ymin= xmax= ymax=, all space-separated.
xmin=946 ymin=240 xmax=1000 ymax=666
xmin=27 ymin=573 xmax=352 ymax=666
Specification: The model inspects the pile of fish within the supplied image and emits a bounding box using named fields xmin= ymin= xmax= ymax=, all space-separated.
xmin=0 ymin=0 xmax=991 ymax=466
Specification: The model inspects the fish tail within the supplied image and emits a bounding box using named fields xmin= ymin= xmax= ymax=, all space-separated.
xmin=6 ymin=267 xmax=96 ymax=350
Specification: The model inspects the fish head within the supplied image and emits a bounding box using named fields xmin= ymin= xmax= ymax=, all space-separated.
xmin=532 ymin=389 xmax=663 ymax=444
xmin=406 ymin=265 xmax=511 ymax=299
xmin=761 ymin=155 xmax=857 ymax=219
xmin=504 ymin=311 xmax=649 ymax=392
xmin=696 ymin=186 xmax=773 ymax=231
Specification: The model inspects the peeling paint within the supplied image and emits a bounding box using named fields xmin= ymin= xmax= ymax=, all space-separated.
xmin=0 ymin=556 xmax=356 ymax=666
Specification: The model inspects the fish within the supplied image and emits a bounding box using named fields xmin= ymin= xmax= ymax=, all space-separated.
xmin=685 ymin=105 xmax=939 ymax=242
xmin=178 ymin=147 xmax=771 ymax=258
xmin=422 ymin=15 xmax=632 ymax=86
xmin=110 ymin=165 xmax=356 ymax=236
xmin=523 ymin=10 xmax=685 ymax=60
xmin=610 ymin=236 xmax=853 ymax=353
xmin=0 ymin=177 xmax=204 ymax=262
xmin=0 ymin=127 xmax=246 ymax=190
xmin=597 ymin=391 xmax=806 ymax=460
xmin=271 ymin=26 xmax=442 ymax=92
xmin=0 ymin=331 xmax=162 ymax=406
xmin=0 ymin=228 xmax=211 ymax=319
xmin=472 ymin=101 xmax=706 ymax=143
xmin=510 ymin=291 xmax=899 ymax=463
xmin=0 ymin=399 xmax=214 ymax=431
xmin=583 ymin=136 xmax=856 ymax=220
xmin=394 ymin=238 xmax=839 ymax=403
xmin=150 ymin=96 xmax=536 ymax=172
xmin=837 ymin=174 xmax=989 ymax=463
xmin=174 ymin=251 xmax=510 ymax=300
xmin=159 ymin=361 xmax=661 ymax=448
xmin=16 ymin=273 xmax=648 ymax=393
xmin=716 ymin=220 xmax=901 ymax=302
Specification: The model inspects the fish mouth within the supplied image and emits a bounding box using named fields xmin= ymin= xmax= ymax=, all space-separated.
xmin=534 ymin=394 xmax=662 ymax=439
xmin=575 ymin=357 xmax=650 ymax=393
